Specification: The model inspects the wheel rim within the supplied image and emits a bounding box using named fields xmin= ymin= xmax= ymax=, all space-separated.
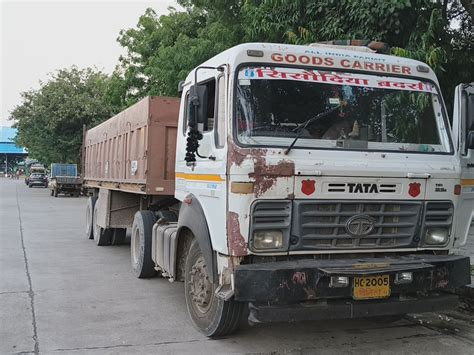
xmin=188 ymin=256 xmax=213 ymax=314
xmin=131 ymin=228 xmax=140 ymax=265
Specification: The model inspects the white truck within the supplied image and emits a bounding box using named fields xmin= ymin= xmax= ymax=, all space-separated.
xmin=83 ymin=41 xmax=474 ymax=337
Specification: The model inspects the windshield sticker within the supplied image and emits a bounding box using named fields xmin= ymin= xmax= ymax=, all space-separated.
xmin=240 ymin=68 xmax=436 ymax=94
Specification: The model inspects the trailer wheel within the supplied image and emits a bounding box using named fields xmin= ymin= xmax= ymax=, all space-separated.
xmin=111 ymin=228 xmax=127 ymax=245
xmin=185 ymin=239 xmax=244 ymax=337
xmin=85 ymin=196 xmax=97 ymax=239
xmin=93 ymin=202 xmax=112 ymax=246
xmin=131 ymin=211 xmax=156 ymax=278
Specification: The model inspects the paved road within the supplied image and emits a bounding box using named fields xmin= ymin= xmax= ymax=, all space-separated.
xmin=1 ymin=178 xmax=474 ymax=354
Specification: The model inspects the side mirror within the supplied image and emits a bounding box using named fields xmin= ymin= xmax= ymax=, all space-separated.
xmin=189 ymin=84 xmax=208 ymax=132
xmin=468 ymin=131 xmax=474 ymax=150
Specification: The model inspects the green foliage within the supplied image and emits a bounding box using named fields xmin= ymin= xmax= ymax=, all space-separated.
xmin=10 ymin=0 xmax=473 ymax=165
xmin=110 ymin=0 xmax=472 ymax=115
xmin=12 ymin=67 xmax=116 ymax=165
xmin=107 ymin=5 xmax=243 ymax=110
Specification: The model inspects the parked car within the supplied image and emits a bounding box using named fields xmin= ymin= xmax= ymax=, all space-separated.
xmin=28 ymin=173 xmax=48 ymax=188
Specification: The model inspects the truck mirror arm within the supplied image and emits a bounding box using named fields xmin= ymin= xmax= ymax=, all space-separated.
xmin=184 ymin=65 xmax=224 ymax=164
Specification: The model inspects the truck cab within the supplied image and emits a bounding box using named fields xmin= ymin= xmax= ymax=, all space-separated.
xmin=172 ymin=43 xmax=473 ymax=334
xmin=84 ymin=42 xmax=473 ymax=338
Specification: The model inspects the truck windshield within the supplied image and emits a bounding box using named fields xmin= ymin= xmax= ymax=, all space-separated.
xmin=236 ymin=66 xmax=451 ymax=153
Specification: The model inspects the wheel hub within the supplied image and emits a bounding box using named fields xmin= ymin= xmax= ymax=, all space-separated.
xmin=189 ymin=256 xmax=213 ymax=313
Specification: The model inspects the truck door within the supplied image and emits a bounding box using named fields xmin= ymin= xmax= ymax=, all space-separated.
xmin=175 ymin=70 xmax=228 ymax=254
xmin=453 ymin=83 xmax=474 ymax=247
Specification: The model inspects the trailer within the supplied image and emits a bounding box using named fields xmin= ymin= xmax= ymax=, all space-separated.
xmin=83 ymin=42 xmax=473 ymax=337
xmin=49 ymin=163 xmax=82 ymax=197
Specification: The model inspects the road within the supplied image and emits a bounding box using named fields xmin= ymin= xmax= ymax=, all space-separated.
xmin=1 ymin=178 xmax=474 ymax=354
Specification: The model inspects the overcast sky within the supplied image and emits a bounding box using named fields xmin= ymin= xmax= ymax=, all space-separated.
xmin=1 ymin=0 xmax=179 ymax=127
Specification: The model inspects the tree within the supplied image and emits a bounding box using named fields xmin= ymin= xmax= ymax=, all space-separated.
xmin=11 ymin=67 xmax=117 ymax=166
xmin=242 ymin=0 xmax=473 ymax=112
xmin=108 ymin=4 xmax=243 ymax=109
xmin=111 ymin=0 xmax=472 ymax=114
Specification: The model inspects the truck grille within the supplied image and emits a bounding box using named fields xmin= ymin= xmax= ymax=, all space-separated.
xmin=422 ymin=201 xmax=454 ymax=234
xmin=290 ymin=201 xmax=421 ymax=250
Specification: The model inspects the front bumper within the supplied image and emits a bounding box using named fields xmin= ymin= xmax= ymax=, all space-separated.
xmin=29 ymin=181 xmax=47 ymax=185
xmin=234 ymin=254 xmax=470 ymax=322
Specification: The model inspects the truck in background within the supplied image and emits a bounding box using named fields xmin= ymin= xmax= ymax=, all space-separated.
xmin=83 ymin=41 xmax=473 ymax=337
xmin=49 ymin=163 xmax=82 ymax=197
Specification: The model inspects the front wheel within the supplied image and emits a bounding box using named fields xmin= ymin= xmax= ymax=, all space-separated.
xmin=184 ymin=239 xmax=244 ymax=337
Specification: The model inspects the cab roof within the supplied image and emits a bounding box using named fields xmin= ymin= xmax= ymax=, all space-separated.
xmin=186 ymin=42 xmax=438 ymax=84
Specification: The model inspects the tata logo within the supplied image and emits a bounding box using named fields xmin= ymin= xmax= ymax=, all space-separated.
xmin=348 ymin=183 xmax=378 ymax=193
xmin=345 ymin=215 xmax=376 ymax=236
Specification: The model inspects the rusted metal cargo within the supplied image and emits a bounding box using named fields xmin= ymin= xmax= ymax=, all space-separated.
xmin=82 ymin=96 xmax=180 ymax=195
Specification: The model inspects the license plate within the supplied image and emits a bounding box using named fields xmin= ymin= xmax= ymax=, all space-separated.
xmin=353 ymin=275 xmax=390 ymax=300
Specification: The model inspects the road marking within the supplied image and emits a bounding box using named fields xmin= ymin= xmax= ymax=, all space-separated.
xmin=16 ymin=185 xmax=40 ymax=355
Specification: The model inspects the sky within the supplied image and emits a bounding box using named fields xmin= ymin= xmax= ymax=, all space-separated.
xmin=1 ymin=0 xmax=180 ymax=127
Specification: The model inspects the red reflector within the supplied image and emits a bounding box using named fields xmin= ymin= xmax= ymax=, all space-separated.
xmin=454 ymin=185 xmax=461 ymax=195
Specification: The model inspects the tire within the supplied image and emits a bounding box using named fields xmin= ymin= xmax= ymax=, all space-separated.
xmin=93 ymin=202 xmax=112 ymax=246
xmin=28 ymin=184 xmax=32 ymax=188
xmin=111 ymin=228 xmax=127 ymax=245
xmin=50 ymin=189 xmax=54 ymax=196
xmin=85 ymin=196 xmax=97 ymax=240
xmin=184 ymin=239 xmax=244 ymax=337
xmin=131 ymin=211 xmax=156 ymax=278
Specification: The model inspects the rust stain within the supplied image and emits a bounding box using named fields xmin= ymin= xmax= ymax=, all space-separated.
xmin=250 ymin=159 xmax=295 ymax=197
xmin=287 ymin=192 xmax=295 ymax=199
xmin=436 ymin=279 xmax=449 ymax=288
xmin=227 ymin=211 xmax=247 ymax=256
xmin=227 ymin=142 xmax=295 ymax=197
xmin=228 ymin=141 xmax=267 ymax=167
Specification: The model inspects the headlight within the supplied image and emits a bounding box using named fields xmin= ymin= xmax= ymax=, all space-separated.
xmin=253 ymin=230 xmax=283 ymax=250
xmin=424 ymin=227 xmax=449 ymax=245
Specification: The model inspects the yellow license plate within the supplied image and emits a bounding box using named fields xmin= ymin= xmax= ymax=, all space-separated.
xmin=353 ymin=275 xmax=390 ymax=300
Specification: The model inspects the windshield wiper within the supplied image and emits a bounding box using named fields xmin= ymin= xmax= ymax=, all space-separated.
xmin=284 ymin=103 xmax=344 ymax=155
